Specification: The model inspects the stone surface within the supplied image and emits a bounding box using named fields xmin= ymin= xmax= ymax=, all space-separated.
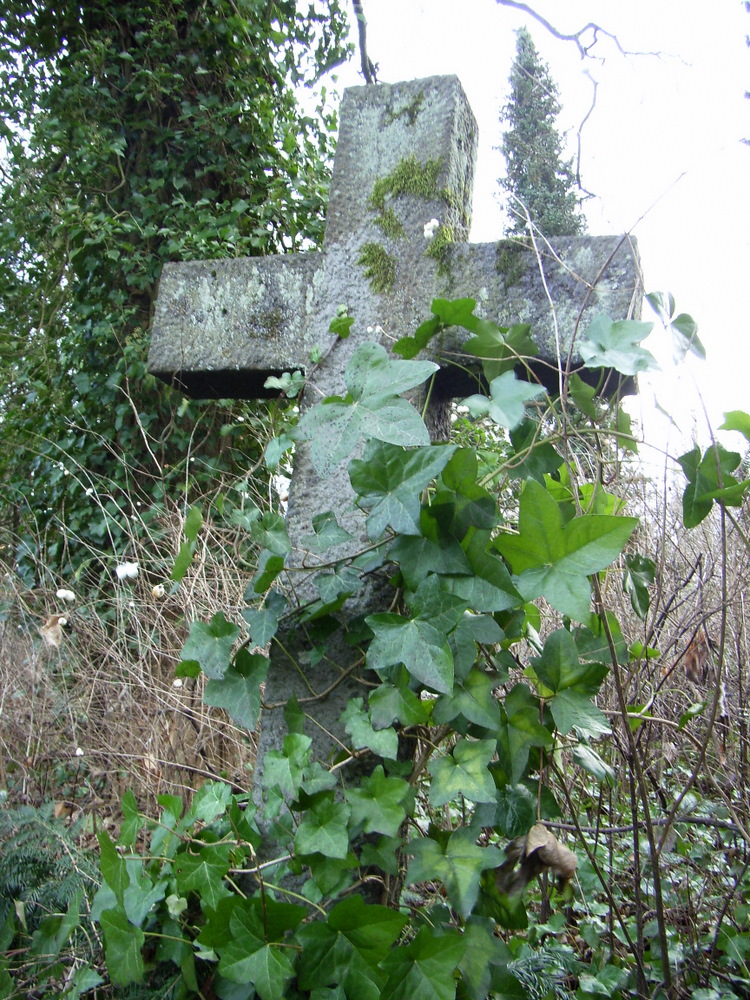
xmin=148 ymin=75 xmax=643 ymax=797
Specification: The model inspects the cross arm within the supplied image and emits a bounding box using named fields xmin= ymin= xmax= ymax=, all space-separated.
xmin=432 ymin=233 xmax=643 ymax=397
xmin=148 ymin=254 xmax=324 ymax=400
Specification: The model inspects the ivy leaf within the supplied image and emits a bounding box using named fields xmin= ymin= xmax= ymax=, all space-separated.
xmin=490 ymin=784 xmax=537 ymax=839
xmin=678 ymin=443 xmax=750 ymax=528
xmin=568 ymin=373 xmax=598 ymax=420
xmin=179 ymin=612 xmax=240 ymax=680
xmin=250 ymin=513 xmax=292 ymax=557
xmin=314 ymin=566 xmax=363 ymax=608
xmin=622 ymin=553 xmax=656 ymax=619
xmin=443 ymin=534 xmax=522 ymax=613
xmin=578 ymin=314 xmax=656 ymax=376
xmin=174 ymin=843 xmax=233 ymax=909
xmin=264 ymin=432 xmax=294 ymax=471
xmin=720 ymin=410 xmax=750 ymax=444
xmin=296 ymin=895 xmax=407 ymax=997
xmin=409 ymin=574 xmax=469 ymax=631
xmin=264 ymin=369 xmax=305 ymax=398
xmin=242 ymin=603 xmax=281 ymax=648
xmin=219 ymin=905 xmax=298 ymax=1000
xmin=350 ymin=441 xmax=457 ymax=539
xmin=646 ymin=292 xmax=705 ymax=360
xmin=496 ymin=683 xmax=553 ymax=785
xmin=531 ymin=630 xmax=608 ymax=696
xmin=223 ymin=944 xmax=294 ymax=1000
xmin=530 ymin=630 xmax=609 ymax=737
xmin=97 ymin=830 xmax=129 ymax=907
xmin=301 ymin=511 xmax=354 ymax=552
xmin=346 ymin=765 xmax=411 ymax=836
xmin=388 ymin=531 xmax=472 ymax=591
xmin=507 ymin=419 xmax=562 ymax=483
xmin=183 ymin=781 xmax=234 ymax=829
xmin=433 ymin=669 xmax=502 ymax=730
xmin=573 ymin=743 xmax=615 ymax=784
xmin=429 ymin=738 xmax=497 ymax=805
xmin=381 ymin=927 xmax=466 ymax=1000
xmin=495 ymin=480 xmax=638 ymax=621
xmin=262 ymin=733 xmax=312 ymax=800
xmin=330 ymin=312 xmax=355 ymax=339
xmin=366 ymin=612 xmax=454 ymax=693
xmin=462 ymin=371 xmax=546 ymax=430
xmin=369 ymin=672 xmax=432 ymax=729
xmin=551 ymin=690 xmax=610 ymax=738
xmin=360 ymin=835 xmax=402 ymax=877
xmin=99 ymin=909 xmax=145 ymax=986
xmin=251 ymin=551 xmax=285 ymax=594
xmin=202 ymin=648 xmax=269 ymax=731
xmin=406 ymin=828 xmax=502 ymax=919
xmin=295 ymin=343 xmax=436 ymax=475
xmin=340 ymin=698 xmax=398 ymax=760
xmin=459 ymin=917 xmax=512 ymax=1000
xmin=295 ymin=794 xmax=351 ymax=859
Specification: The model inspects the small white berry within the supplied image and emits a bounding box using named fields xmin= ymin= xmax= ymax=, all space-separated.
xmin=115 ymin=561 xmax=139 ymax=580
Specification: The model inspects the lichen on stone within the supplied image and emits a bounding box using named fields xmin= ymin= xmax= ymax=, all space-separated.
xmin=425 ymin=224 xmax=455 ymax=275
xmin=374 ymin=206 xmax=405 ymax=240
xmin=369 ymin=155 xmax=445 ymax=215
xmin=382 ymin=90 xmax=425 ymax=127
xmin=495 ymin=238 xmax=531 ymax=289
xmin=358 ymin=242 xmax=396 ymax=294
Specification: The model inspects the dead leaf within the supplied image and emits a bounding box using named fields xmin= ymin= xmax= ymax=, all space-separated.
xmin=495 ymin=823 xmax=577 ymax=895
xmin=39 ymin=614 xmax=67 ymax=648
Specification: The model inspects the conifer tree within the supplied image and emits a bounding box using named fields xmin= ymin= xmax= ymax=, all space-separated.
xmin=500 ymin=27 xmax=586 ymax=237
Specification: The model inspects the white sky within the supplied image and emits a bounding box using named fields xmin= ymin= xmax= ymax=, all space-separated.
xmin=330 ymin=0 xmax=750 ymax=463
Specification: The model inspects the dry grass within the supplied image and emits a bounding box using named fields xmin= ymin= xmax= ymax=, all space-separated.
xmin=0 ymin=496 xmax=263 ymax=817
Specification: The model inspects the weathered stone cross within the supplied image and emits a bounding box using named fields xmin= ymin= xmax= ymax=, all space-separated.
xmin=148 ymin=75 xmax=641 ymax=788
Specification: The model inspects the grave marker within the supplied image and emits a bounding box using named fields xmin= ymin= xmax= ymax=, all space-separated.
xmin=148 ymin=75 xmax=642 ymax=791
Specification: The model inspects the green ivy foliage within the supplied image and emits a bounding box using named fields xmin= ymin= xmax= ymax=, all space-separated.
xmin=81 ymin=298 xmax=750 ymax=999
xmin=0 ymin=0 xmax=351 ymax=582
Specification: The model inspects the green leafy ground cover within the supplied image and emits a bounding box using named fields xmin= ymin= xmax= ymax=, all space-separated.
xmin=3 ymin=298 xmax=746 ymax=999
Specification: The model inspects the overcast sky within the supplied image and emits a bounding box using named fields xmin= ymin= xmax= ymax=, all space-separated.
xmin=330 ymin=0 xmax=750 ymax=462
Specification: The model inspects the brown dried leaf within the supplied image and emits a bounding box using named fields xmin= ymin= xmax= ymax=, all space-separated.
xmin=39 ymin=614 xmax=67 ymax=648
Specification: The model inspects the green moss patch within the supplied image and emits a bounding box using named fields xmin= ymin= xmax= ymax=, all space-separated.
xmin=358 ymin=242 xmax=396 ymax=294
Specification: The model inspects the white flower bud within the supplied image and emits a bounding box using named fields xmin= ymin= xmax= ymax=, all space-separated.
xmin=56 ymin=588 xmax=76 ymax=602
xmin=423 ymin=218 xmax=440 ymax=240
xmin=115 ymin=561 xmax=139 ymax=580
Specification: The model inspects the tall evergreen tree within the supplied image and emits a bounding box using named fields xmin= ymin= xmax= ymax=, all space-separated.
xmin=500 ymin=27 xmax=586 ymax=237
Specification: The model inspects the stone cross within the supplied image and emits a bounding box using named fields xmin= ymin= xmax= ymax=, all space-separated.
xmin=148 ymin=75 xmax=642 ymax=792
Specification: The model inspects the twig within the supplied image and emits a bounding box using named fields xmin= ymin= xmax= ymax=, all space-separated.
xmin=353 ymin=1 xmax=378 ymax=84
xmin=494 ymin=1 xmax=661 ymax=60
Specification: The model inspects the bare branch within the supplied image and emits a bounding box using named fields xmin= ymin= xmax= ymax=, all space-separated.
xmin=352 ymin=1 xmax=378 ymax=84
xmin=575 ymin=69 xmax=598 ymax=196
xmin=494 ymin=0 xmax=661 ymax=59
